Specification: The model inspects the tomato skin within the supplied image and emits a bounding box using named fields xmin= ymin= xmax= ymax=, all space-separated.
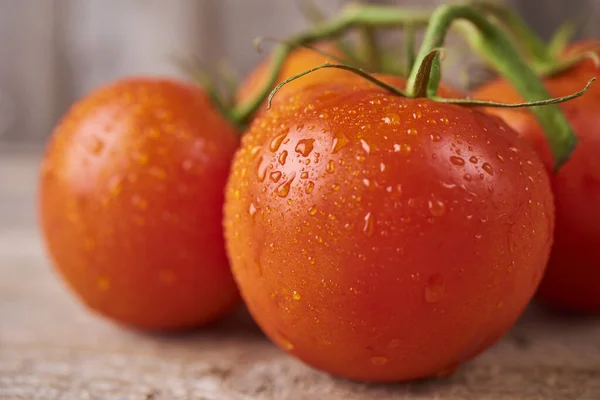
xmin=224 ymin=82 xmax=553 ymax=381
xmin=39 ymin=77 xmax=241 ymax=331
xmin=471 ymin=40 xmax=600 ymax=313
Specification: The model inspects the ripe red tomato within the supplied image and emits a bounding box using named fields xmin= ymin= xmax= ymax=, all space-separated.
xmin=471 ymin=40 xmax=600 ymax=313
xmin=224 ymin=81 xmax=553 ymax=381
xmin=39 ymin=77 xmax=241 ymax=330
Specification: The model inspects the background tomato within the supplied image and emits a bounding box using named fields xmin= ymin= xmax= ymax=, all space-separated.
xmin=224 ymin=82 xmax=553 ymax=381
xmin=472 ymin=41 xmax=600 ymax=312
xmin=236 ymin=42 xmax=352 ymax=107
xmin=39 ymin=77 xmax=241 ymax=330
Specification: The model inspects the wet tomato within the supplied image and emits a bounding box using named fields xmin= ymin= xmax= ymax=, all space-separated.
xmin=472 ymin=40 xmax=600 ymax=313
xmin=39 ymin=77 xmax=240 ymax=331
xmin=224 ymin=81 xmax=553 ymax=381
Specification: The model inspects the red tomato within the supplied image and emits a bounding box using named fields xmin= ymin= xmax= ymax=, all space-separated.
xmin=224 ymin=81 xmax=553 ymax=381
xmin=39 ymin=77 xmax=241 ymax=331
xmin=471 ymin=40 xmax=600 ymax=313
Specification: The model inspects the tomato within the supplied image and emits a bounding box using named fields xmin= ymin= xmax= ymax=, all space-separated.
xmin=39 ymin=77 xmax=241 ymax=331
xmin=237 ymin=42 xmax=352 ymax=107
xmin=471 ymin=40 xmax=600 ymax=313
xmin=224 ymin=81 xmax=553 ymax=381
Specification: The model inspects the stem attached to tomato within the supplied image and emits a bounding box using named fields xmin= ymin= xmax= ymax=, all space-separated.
xmin=229 ymin=4 xmax=433 ymax=125
xmin=406 ymin=4 xmax=581 ymax=170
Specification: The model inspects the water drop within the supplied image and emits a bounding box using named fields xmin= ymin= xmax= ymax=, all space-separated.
xmin=270 ymin=133 xmax=287 ymax=152
xmin=306 ymin=181 xmax=315 ymax=194
xmin=279 ymin=150 xmax=288 ymax=165
xmin=463 ymin=173 xmax=472 ymax=182
xmin=276 ymin=173 xmax=295 ymax=197
xmin=482 ymin=163 xmax=494 ymax=175
xmin=363 ymin=212 xmax=374 ymax=236
xmin=248 ymin=203 xmax=257 ymax=217
xmin=407 ymin=128 xmax=418 ymax=136
xmin=256 ymin=157 xmax=269 ymax=182
xmin=430 ymin=134 xmax=441 ymax=142
xmin=425 ymin=274 xmax=445 ymax=303
xmin=276 ymin=331 xmax=295 ymax=351
xmin=400 ymin=144 xmax=412 ymax=156
xmin=326 ymin=160 xmax=335 ymax=173
xmin=363 ymin=179 xmax=370 ymax=187
xmin=450 ymin=156 xmax=465 ymax=166
xmin=270 ymin=171 xmax=282 ymax=183
xmin=360 ymin=139 xmax=371 ymax=154
xmin=469 ymin=156 xmax=478 ymax=164
xmin=370 ymin=356 xmax=389 ymax=365
xmin=292 ymin=291 xmax=301 ymax=301
xmin=380 ymin=163 xmax=386 ymax=172
xmin=308 ymin=205 xmax=318 ymax=215
xmin=496 ymin=152 xmax=505 ymax=163
xmin=295 ymin=138 xmax=315 ymax=156
xmin=301 ymin=171 xmax=309 ymax=179
xmin=331 ymin=134 xmax=350 ymax=154
xmin=428 ymin=199 xmax=446 ymax=217
xmin=250 ymin=146 xmax=262 ymax=159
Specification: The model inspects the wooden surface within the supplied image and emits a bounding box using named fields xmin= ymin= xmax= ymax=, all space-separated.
xmin=1 ymin=152 xmax=600 ymax=400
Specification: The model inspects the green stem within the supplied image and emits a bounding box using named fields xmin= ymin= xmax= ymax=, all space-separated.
xmin=358 ymin=27 xmax=381 ymax=72
xmin=407 ymin=4 xmax=578 ymax=170
xmin=472 ymin=1 xmax=556 ymax=68
xmin=228 ymin=4 xmax=433 ymax=125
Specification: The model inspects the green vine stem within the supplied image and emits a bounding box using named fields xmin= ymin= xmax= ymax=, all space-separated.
xmin=228 ymin=4 xmax=433 ymax=125
xmin=269 ymin=62 xmax=593 ymax=110
xmin=472 ymin=1 xmax=598 ymax=76
xmin=406 ymin=4 xmax=583 ymax=170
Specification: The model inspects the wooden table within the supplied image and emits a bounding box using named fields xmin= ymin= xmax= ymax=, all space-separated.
xmin=1 ymin=152 xmax=599 ymax=400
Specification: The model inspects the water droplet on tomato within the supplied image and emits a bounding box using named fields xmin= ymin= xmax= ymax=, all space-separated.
xmin=463 ymin=173 xmax=472 ymax=181
xmin=370 ymin=356 xmax=389 ymax=365
xmin=496 ymin=152 xmax=505 ymax=163
xmin=308 ymin=205 xmax=318 ymax=215
xmin=248 ymin=203 xmax=257 ymax=217
xmin=269 ymin=133 xmax=287 ymax=152
xmin=250 ymin=146 xmax=262 ymax=159
xmin=331 ymin=134 xmax=350 ymax=154
xmin=270 ymin=171 xmax=282 ymax=183
xmin=363 ymin=212 xmax=374 ymax=236
xmin=306 ymin=181 xmax=315 ymax=194
xmin=279 ymin=150 xmax=288 ymax=165
xmin=469 ymin=156 xmax=478 ymax=164
xmin=295 ymin=138 xmax=315 ymax=157
xmin=326 ymin=160 xmax=335 ymax=173
xmin=431 ymin=134 xmax=441 ymax=142
xmin=276 ymin=173 xmax=295 ymax=197
xmin=276 ymin=330 xmax=295 ymax=351
xmin=407 ymin=128 xmax=418 ymax=136
xmin=380 ymin=163 xmax=386 ymax=172
xmin=482 ymin=163 xmax=494 ymax=175
xmin=360 ymin=139 xmax=371 ymax=154
xmin=292 ymin=291 xmax=301 ymax=301
xmin=256 ymin=156 xmax=268 ymax=182
xmin=425 ymin=273 xmax=445 ymax=303
xmin=300 ymin=171 xmax=309 ymax=179
xmin=450 ymin=156 xmax=465 ymax=166
xmin=428 ymin=199 xmax=446 ymax=216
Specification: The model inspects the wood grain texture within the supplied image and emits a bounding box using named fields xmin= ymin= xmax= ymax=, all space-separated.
xmin=1 ymin=152 xmax=600 ymax=399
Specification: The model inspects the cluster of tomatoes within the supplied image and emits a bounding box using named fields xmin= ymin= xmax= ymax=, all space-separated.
xmin=38 ymin=3 xmax=599 ymax=383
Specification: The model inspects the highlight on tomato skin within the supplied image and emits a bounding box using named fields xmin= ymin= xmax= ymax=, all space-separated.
xmin=471 ymin=42 xmax=600 ymax=313
xmin=224 ymin=81 xmax=554 ymax=382
xmin=38 ymin=77 xmax=241 ymax=331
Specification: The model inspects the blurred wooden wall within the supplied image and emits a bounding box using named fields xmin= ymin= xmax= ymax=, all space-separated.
xmin=0 ymin=0 xmax=596 ymax=147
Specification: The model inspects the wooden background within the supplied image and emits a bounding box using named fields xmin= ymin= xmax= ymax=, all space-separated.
xmin=0 ymin=0 xmax=599 ymax=147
